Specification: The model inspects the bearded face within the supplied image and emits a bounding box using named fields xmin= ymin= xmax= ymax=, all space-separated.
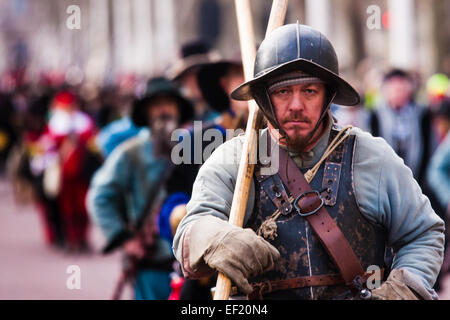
xmin=268 ymin=82 xmax=327 ymax=151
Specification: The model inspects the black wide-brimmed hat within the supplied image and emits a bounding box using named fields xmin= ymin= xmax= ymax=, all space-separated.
xmin=197 ymin=58 xmax=243 ymax=113
xmin=231 ymin=24 xmax=360 ymax=107
xmin=166 ymin=40 xmax=222 ymax=81
xmin=131 ymin=77 xmax=194 ymax=127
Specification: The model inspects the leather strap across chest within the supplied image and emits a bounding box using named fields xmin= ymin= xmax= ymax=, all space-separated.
xmin=277 ymin=144 xmax=365 ymax=288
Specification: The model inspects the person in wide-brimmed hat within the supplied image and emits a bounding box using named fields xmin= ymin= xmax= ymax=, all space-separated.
xmin=167 ymin=41 xmax=221 ymax=82
xmin=174 ymin=23 xmax=444 ymax=301
xmin=132 ymin=77 xmax=194 ymax=128
xmin=167 ymin=40 xmax=222 ymax=122
xmin=196 ymin=55 xmax=248 ymax=131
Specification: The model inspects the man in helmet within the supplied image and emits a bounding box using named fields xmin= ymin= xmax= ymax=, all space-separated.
xmin=172 ymin=24 xmax=444 ymax=300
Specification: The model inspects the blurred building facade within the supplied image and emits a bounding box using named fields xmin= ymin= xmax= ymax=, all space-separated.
xmin=0 ymin=0 xmax=449 ymax=89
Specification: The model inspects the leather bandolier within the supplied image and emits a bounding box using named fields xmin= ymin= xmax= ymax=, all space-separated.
xmin=247 ymin=128 xmax=387 ymax=300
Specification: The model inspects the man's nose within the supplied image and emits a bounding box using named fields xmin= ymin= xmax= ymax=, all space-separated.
xmin=288 ymin=90 xmax=304 ymax=111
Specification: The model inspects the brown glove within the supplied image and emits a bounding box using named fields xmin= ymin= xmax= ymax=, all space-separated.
xmin=371 ymin=269 xmax=420 ymax=300
xmin=188 ymin=216 xmax=280 ymax=294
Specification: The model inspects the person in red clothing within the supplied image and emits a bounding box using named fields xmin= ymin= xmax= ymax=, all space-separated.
xmin=45 ymin=90 xmax=100 ymax=253
xmin=16 ymin=93 xmax=64 ymax=248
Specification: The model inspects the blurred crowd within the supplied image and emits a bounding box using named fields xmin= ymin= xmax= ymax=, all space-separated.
xmin=0 ymin=39 xmax=449 ymax=299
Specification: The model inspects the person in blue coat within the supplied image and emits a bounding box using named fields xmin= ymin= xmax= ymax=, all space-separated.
xmin=86 ymin=77 xmax=194 ymax=300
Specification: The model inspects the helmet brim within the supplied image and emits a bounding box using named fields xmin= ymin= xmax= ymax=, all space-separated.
xmin=231 ymin=58 xmax=361 ymax=107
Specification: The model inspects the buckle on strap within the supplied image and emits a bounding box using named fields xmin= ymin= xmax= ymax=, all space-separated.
xmin=350 ymin=275 xmax=373 ymax=300
xmin=293 ymin=190 xmax=324 ymax=217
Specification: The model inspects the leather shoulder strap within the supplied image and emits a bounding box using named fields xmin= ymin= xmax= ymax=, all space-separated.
xmin=277 ymin=145 xmax=364 ymax=287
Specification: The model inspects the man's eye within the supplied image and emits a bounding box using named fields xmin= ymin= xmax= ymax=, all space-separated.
xmin=304 ymin=89 xmax=316 ymax=95
xmin=276 ymin=89 xmax=289 ymax=95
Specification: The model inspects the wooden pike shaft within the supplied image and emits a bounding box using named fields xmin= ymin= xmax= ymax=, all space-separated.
xmin=213 ymin=0 xmax=288 ymax=301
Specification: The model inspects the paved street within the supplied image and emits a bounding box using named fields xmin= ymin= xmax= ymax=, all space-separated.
xmin=0 ymin=178 xmax=132 ymax=300
xmin=0 ymin=176 xmax=449 ymax=300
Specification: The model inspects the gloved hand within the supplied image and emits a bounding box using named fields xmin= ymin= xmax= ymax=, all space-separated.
xmin=188 ymin=216 xmax=280 ymax=294
xmin=371 ymin=269 xmax=419 ymax=300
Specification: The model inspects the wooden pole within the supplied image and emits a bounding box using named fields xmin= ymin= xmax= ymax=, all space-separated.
xmin=213 ymin=0 xmax=288 ymax=301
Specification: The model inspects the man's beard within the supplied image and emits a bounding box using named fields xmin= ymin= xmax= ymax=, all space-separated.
xmin=281 ymin=115 xmax=327 ymax=152
xmin=279 ymin=115 xmax=314 ymax=152
xmin=284 ymin=129 xmax=315 ymax=152
xmin=150 ymin=115 xmax=178 ymax=158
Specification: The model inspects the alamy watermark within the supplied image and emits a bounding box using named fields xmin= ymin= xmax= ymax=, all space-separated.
xmin=366 ymin=4 xmax=390 ymax=30
xmin=66 ymin=265 xmax=81 ymax=290
xmin=366 ymin=265 xmax=382 ymax=290
xmin=66 ymin=5 xmax=81 ymax=30
xmin=65 ymin=4 xmax=388 ymax=32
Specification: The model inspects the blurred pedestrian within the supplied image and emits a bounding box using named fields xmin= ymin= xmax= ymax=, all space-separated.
xmin=368 ymin=69 xmax=430 ymax=181
xmin=428 ymin=98 xmax=450 ymax=209
xmin=368 ymin=69 xmax=446 ymax=289
xmin=368 ymin=69 xmax=444 ymax=204
xmin=167 ymin=40 xmax=221 ymax=122
xmin=427 ymin=98 xmax=450 ymax=284
xmin=46 ymin=90 xmax=99 ymax=253
xmin=160 ymin=56 xmax=248 ymax=300
xmin=11 ymin=93 xmax=65 ymax=248
xmin=196 ymin=56 xmax=248 ymax=131
xmin=87 ymin=77 xmax=194 ymax=300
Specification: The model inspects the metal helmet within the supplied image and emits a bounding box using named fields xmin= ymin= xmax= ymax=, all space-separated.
xmin=231 ymin=23 xmax=360 ymax=131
